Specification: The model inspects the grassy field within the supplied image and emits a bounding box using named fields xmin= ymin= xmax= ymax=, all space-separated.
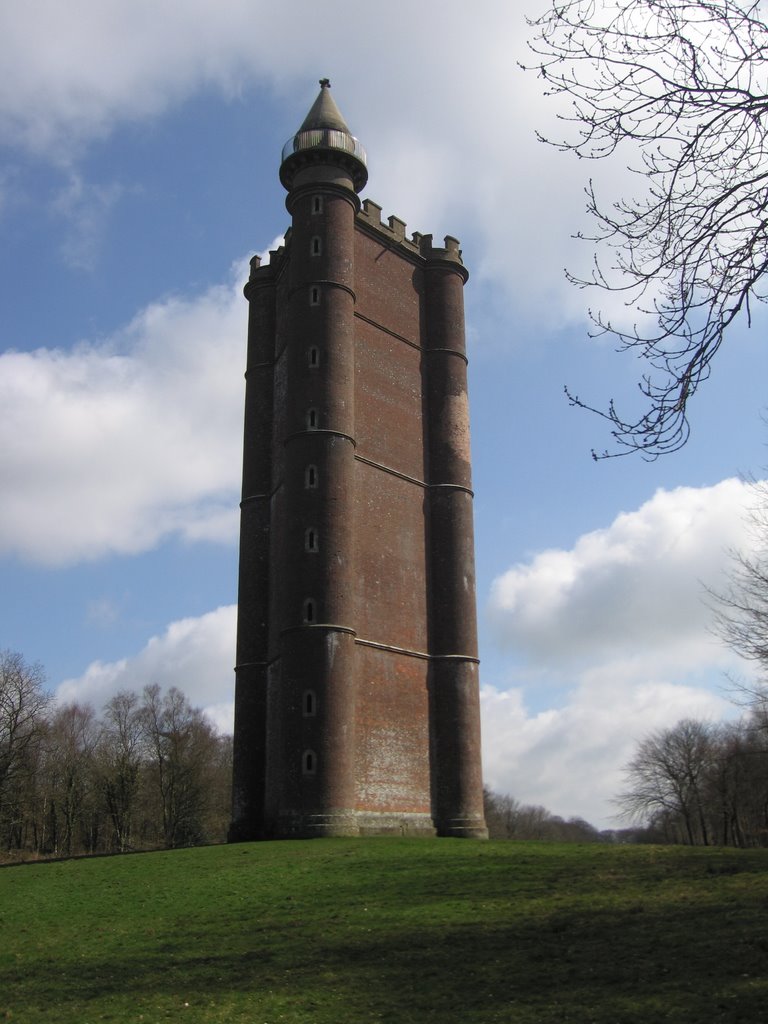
xmin=1 ymin=838 xmax=767 ymax=1023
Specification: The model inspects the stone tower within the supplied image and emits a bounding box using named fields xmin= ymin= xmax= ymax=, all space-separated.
xmin=229 ymin=81 xmax=487 ymax=840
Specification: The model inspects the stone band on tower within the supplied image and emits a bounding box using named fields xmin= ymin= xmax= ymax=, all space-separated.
xmin=230 ymin=81 xmax=487 ymax=840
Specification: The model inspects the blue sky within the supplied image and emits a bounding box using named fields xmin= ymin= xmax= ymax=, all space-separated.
xmin=2 ymin=0 xmax=767 ymax=828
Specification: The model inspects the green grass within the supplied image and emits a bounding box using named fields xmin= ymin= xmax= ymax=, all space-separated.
xmin=1 ymin=839 xmax=767 ymax=1023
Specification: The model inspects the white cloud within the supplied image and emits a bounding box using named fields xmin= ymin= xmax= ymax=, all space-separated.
xmin=480 ymin=675 xmax=730 ymax=830
xmin=480 ymin=477 xmax=766 ymax=826
xmin=56 ymin=604 xmax=237 ymax=733
xmin=0 ymin=258 xmax=250 ymax=565
xmin=489 ymin=478 xmax=758 ymax=671
xmin=0 ymin=233 xmax=283 ymax=565
xmin=0 ymin=0 xmax=257 ymax=155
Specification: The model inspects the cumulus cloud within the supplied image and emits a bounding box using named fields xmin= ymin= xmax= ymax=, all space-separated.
xmin=489 ymin=478 xmax=758 ymax=672
xmin=480 ymin=478 xmax=765 ymax=826
xmin=480 ymin=676 xmax=730 ymax=830
xmin=56 ymin=604 xmax=237 ymax=734
xmin=0 ymin=255 xmax=254 ymax=565
xmin=0 ymin=0 xmax=257 ymax=155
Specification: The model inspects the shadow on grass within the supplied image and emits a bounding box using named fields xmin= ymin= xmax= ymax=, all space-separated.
xmin=5 ymin=889 xmax=768 ymax=1023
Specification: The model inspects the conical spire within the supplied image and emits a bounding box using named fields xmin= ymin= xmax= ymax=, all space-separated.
xmin=298 ymin=79 xmax=350 ymax=134
xmin=280 ymin=79 xmax=368 ymax=193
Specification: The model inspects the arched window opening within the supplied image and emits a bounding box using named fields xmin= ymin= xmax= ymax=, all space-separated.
xmin=303 ymin=598 xmax=316 ymax=624
xmin=305 ymin=527 xmax=319 ymax=553
xmin=303 ymin=690 xmax=317 ymax=717
xmin=311 ymin=236 xmax=322 ymax=256
xmin=306 ymin=408 xmax=318 ymax=430
xmin=302 ymin=749 xmax=317 ymax=775
xmin=312 ymin=195 xmax=323 ymax=215
xmin=310 ymin=286 xmax=320 ymax=306
xmin=304 ymin=464 xmax=318 ymax=489
xmin=308 ymin=346 xmax=319 ymax=368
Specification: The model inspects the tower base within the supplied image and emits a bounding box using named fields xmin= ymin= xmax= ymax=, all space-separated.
xmin=272 ymin=810 xmax=441 ymax=839
xmin=435 ymin=816 xmax=490 ymax=840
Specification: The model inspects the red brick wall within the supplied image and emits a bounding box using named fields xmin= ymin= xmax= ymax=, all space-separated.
xmin=350 ymin=220 xmax=433 ymax=816
xmin=354 ymin=646 xmax=431 ymax=813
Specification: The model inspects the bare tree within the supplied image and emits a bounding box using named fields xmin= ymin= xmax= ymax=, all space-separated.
xmin=0 ymin=650 xmax=51 ymax=849
xmin=40 ymin=703 xmax=100 ymax=856
xmin=139 ymin=684 xmax=222 ymax=849
xmin=709 ymin=478 xmax=768 ymax=675
xmin=96 ymin=691 xmax=143 ymax=852
xmin=527 ymin=0 xmax=768 ymax=457
xmin=617 ymin=719 xmax=717 ymax=843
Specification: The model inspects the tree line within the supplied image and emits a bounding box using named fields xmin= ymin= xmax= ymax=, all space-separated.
xmin=0 ymin=650 xmax=231 ymax=861
xmin=483 ymin=788 xmax=605 ymax=843
xmin=617 ymin=705 xmax=768 ymax=848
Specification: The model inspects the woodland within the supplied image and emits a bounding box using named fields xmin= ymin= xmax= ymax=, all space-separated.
xmin=0 ymin=652 xmax=231 ymax=860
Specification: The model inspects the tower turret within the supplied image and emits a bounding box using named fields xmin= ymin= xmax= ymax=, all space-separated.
xmin=279 ymin=79 xmax=368 ymax=193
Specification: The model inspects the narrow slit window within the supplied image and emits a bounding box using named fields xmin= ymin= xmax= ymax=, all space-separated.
xmin=305 ymin=464 xmax=318 ymax=489
xmin=302 ymin=749 xmax=317 ymax=775
xmin=310 ymin=286 xmax=320 ymax=306
xmin=312 ymin=195 xmax=323 ymax=215
xmin=311 ymin=236 xmax=322 ymax=256
xmin=303 ymin=599 xmax=316 ymax=624
xmin=303 ymin=690 xmax=316 ymax=717
xmin=306 ymin=408 xmax=318 ymax=430
xmin=308 ymin=346 xmax=319 ymax=368
xmin=305 ymin=527 xmax=319 ymax=553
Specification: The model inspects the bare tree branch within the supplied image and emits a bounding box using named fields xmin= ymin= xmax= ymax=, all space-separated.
xmin=526 ymin=0 xmax=768 ymax=457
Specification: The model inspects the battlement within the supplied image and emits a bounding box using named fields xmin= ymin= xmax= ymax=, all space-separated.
xmin=357 ymin=199 xmax=466 ymax=270
xmin=247 ymin=238 xmax=288 ymax=281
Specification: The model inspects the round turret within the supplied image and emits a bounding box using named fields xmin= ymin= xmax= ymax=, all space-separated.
xmin=280 ymin=79 xmax=368 ymax=193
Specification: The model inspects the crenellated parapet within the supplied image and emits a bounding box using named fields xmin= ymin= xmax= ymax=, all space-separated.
xmin=356 ymin=199 xmax=468 ymax=280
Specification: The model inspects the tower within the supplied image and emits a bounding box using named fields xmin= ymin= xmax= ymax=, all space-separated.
xmin=229 ymin=81 xmax=487 ymax=840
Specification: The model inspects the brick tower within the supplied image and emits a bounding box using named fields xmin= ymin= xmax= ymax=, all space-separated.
xmin=229 ymin=81 xmax=487 ymax=840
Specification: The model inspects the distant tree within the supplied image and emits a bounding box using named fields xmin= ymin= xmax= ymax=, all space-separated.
xmin=704 ymin=722 xmax=757 ymax=846
xmin=559 ymin=816 xmax=603 ymax=843
xmin=527 ymin=0 xmax=768 ymax=457
xmin=618 ymin=713 xmax=768 ymax=846
xmin=95 ymin=691 xmax=143 ymax=852
xmin=139 ymin=684 xmax=224 ymax=849
xmin=0 ymin=670 xmax=231 ymax=861
xmin=483 ymin=789 xmax=520 ymax=839
xmin=204 ymin=732 xmax=233 ymax=841
xmin=483 ymin=787 xmax=602 ymax=842
xmin=40 ymin=703 xmax=100 ymax=856
xmin=617 ymin=719 xmax=717 ymax=844
xmin=0 ymin=650 xmax=51 ymax=849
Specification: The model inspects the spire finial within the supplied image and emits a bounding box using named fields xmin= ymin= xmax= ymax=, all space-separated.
xmin=319 ymin=78 xmax=330 ymax=89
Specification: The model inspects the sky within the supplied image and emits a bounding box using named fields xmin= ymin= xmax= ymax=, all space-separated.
xmin=2 ymin=0 xmax=767 ymax=831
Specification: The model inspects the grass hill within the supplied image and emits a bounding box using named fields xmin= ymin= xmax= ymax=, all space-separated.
xmin=1 ymin=838 xmax=767 ymax=1023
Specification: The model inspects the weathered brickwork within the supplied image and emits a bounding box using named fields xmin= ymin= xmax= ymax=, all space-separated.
xmin=353 ymin=462 xmax=429 ymax=650
xmin=229 ymin=82 xmax=487 ymax=841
